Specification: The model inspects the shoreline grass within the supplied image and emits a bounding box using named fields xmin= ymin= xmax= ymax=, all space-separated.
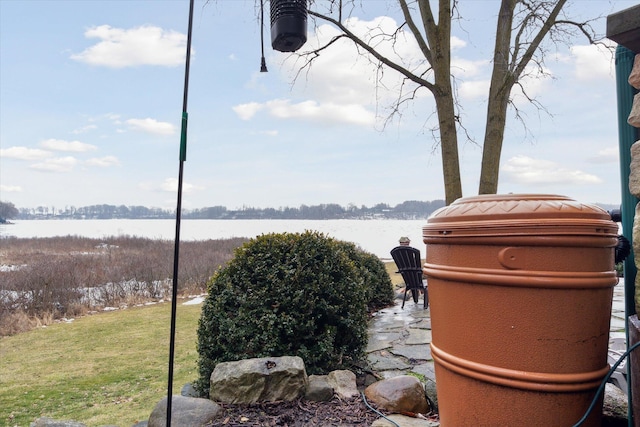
xmin=0 ymin=235 xmax=246 ymax=336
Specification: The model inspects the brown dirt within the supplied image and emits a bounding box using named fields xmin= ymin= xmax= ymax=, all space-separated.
xmin=204 ymin=396 xmax=391 ymax=426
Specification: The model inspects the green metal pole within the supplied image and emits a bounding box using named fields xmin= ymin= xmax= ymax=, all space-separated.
xmin=167 ymin=0 xmax=194 ymax=425
xmin=614 ymin=44 xmax=638 ymax=427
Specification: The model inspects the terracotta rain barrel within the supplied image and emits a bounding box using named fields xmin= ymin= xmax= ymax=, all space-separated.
xmin=423 ymin=194 xmax=619 ymax=426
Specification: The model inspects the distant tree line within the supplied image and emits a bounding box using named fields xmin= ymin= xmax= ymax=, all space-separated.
xmin=11 ymin=200 xmax=446 ymax=220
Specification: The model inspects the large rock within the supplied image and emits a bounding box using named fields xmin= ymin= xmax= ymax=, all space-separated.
xmin=629 ymin=142 xmax=640 ymax=198
xmin=30 ymin=418 xmax=86 ymax=427
xmin=629 ymin=93 xmax=640 ymax=128
xmin=365 ymin=375 xmax=430 ymax=415
xmin=305 ymin=374 xmax=334 ymax=401
xmin=603 ymin=383 xmax=629 ymax=426
xmin=327 ymin=369 xmax=359 ymax=399
xmin=209 ymin=356 xmax=308 ymax=404
xmin=630 ymin=54 xmax=640 ymax=90
xmin=147 ymin=395 xmax=221 ymax=427
xmin=181 ymin=382 xmax=199 ymax=397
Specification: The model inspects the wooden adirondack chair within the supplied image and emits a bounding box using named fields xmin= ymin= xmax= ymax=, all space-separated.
xmin=390 ymin=246 xmax=428 ymax=309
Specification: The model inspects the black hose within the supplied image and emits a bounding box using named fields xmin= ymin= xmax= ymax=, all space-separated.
xmin=572 ymin=341 xmax=640 ymax=427
xmin=360 ymin=391 xmax=401 ymax=427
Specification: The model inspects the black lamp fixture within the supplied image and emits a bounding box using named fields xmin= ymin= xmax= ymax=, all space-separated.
xmin=270 ymin=0 xmax=307 ymax=52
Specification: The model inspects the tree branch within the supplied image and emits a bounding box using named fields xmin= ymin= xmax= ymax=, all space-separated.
xmin=512 ymin=0 xmax=567 ymax=79
xmin=398 ymin=0 xmax=433 ymax=64
xmin=307 ymin=9 xmax=436 ymax=92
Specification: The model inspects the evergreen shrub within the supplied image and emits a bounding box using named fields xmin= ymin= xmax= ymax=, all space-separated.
xmin=195 ymin=231 xmax=393 ymax=397
xmin=334 ymin=240 xmax=395 ymax=311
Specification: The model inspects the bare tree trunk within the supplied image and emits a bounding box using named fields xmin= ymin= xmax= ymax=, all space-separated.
xmin=425 ymin=0 xmax=462 ymax=205
xmin=479 ymin=0 xmax=568 ymax=194
xmin=479 ymin=0 xmax=516 ymax=195
xmin=435 ymin=80 xmax=462 ymax=204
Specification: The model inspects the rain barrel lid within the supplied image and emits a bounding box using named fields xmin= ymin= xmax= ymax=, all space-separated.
xmin=424 ymin=194 xmax=618 ymax=237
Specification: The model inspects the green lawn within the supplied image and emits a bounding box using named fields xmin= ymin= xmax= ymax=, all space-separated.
xmin=1 ymin=301 xmax=202 ymax=427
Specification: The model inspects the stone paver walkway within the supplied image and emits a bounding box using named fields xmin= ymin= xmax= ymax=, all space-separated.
xmin=367 ymin=295 xmax=435 ymax=382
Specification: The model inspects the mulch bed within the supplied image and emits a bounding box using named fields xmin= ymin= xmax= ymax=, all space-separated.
xmin=204 ymin=396 xmax=390 ymax=426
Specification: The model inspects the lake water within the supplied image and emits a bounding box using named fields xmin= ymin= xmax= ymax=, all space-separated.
xmin=0 ymin=219 xmax=431 ymax=259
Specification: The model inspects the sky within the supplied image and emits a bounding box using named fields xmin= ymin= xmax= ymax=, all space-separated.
xmin=0 ymin=0 xmax=636 ymax=211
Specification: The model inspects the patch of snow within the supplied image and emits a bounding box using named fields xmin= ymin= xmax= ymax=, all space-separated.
xmin=183 ymin=296 xmax=205 ymax=305
xmin=95 ymin=243 xmax=119 ymax=249
xmin=0 ymin=264 xmax=27 ymax=272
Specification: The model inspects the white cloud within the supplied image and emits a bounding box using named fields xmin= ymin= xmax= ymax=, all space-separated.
xmin=451 ymin=57 xmax=487 ymax=78
xmin=503 ymin=155 xmax=602 ymax=185
xmin=85 ymin=156 xmax=120 ymax=167
xmin=458 ymin=79 xmax=490 ymax=100
xmin=71 ymin=25 xmax=188 ymax=68
xmin=267 ymin=16 xmax=487 ymax=126
xmin=233 ymin=102 xmax=264 ymax=120
xmin=40 ymin=138 xmax=97 ymax=152
xmin=0 ymin=184 xmax=22 ymax=192
xmin=0 ymin=146 xmax=52 ymax=160
xmin=233 ymin=99 xmax=375 ymax=126
xmin=280 ymin=16 xmax=427 ymax=106
xmin=267 ymin=99 xmax=375 ymax=126
xmin=451 ymin=36 xmax=467 ymax=50
xmin=71 ymin=124 xmax=98 ymax=134
xmin=160 ymin=177 xmax=202 ymax=193
xmin=30 ymin=156 xmax=78 ymax=173
xmin=570 ymin=42 xmax=615 ymax=82
xmin=126 ymin=118 xmax=176 ymax=135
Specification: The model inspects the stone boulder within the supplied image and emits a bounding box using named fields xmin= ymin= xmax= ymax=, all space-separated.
xmin=629 ymin=93 xmax=640 ymax=128
xmin=305 ymin=374 xmax=334 ymax=401
xmin=603 ymin=383 xmax=629 ymax=426
xmin=181 ymin=382 xmax=199 ymax=398
xmin=209 ymin=356 xmax=308 ymax=404
xmin=630 ymin=54 xmax=640 ymax=90
xmin=629 ymin=141 xmax=640 ymax=198
xmin=365 ymin=375 xmax=430 ymax=415
xmin=147 ymin=395 xmax=221 ymax=427
xmin=327 ymin=369 xmax=359 ymax=399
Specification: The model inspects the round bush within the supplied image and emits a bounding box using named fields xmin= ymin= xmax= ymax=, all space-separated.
xmin=334 ymin=240 xmax=395 ymax=311
xmin=195 ymin=231 xmax=372 ymax=397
